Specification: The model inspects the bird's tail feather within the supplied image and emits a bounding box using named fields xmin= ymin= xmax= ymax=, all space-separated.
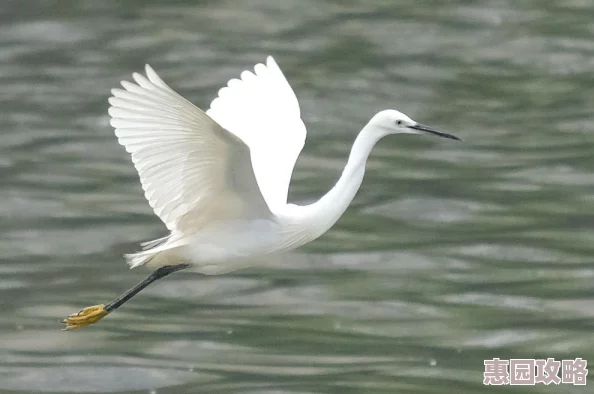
xmin=125 ymin=235 xmax=169 ymax=268
xmin=124 ymin=250 xmax=157 ymax=269
xmin=140 ymin=235 xmax=169 ymax=250
xmin=125 ymin=234 xmax=184 ymax=269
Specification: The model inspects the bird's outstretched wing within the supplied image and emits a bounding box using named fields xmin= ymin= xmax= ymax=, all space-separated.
xmin=207 ymin=56 xmax=307 ymax=213
xmin=109 ymin=65 xmax=271 ymax=234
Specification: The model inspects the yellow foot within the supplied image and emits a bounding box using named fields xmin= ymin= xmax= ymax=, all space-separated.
xmin=62 ymin=304 xmax=109 ymax=331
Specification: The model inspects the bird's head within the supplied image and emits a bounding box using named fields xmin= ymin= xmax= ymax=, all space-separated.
xmin=368 ymin=109 xmax=461 ymax=141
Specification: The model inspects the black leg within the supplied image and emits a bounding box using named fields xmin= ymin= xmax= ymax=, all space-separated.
xmin=105 ymin=263 xmax=191 ymax=312
xmin=63 ymin=263 xmax=191 ymax=330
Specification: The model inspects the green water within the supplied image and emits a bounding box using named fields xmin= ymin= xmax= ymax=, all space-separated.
xmin=1 ymin=1 xmax=594 ymax=393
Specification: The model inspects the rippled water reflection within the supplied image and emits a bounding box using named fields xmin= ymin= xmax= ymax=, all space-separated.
xmin=2 ymin=1 xmax=594 ymax=393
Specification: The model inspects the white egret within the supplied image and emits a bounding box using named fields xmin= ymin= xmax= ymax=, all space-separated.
xmin=63 ymin=56 xmax=460 ymax=330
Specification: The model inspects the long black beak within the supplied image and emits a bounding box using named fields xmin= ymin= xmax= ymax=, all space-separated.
xmin=408 ymin=123 xmax=462 ymax=141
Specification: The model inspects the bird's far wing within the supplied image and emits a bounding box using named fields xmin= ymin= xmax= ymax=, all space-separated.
xmin=206 ymin=56 xmax=307 ymax=213
xmin=109 ymin=65 xmax=271 ymax=234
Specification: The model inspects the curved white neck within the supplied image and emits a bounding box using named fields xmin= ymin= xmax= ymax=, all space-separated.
xmin=303 ymin=124 xmax=381 ymax=235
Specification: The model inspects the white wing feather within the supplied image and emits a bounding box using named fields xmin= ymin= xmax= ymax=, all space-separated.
xmin=207 ymin=56 xmax=307 ymax=213
xmin=108 ymin=65 xmax=271 ymax=234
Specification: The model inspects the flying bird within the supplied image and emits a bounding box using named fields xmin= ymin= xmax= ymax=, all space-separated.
xmin=63 ymin=56 xmax=461 ymax=330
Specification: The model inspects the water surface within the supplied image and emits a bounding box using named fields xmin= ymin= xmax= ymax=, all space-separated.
xmin=1 ymin=1 xmax=594 ymax=393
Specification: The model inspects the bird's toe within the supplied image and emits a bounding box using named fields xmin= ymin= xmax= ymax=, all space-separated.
xmin=62 ymin=304 xmax=109 ymax=330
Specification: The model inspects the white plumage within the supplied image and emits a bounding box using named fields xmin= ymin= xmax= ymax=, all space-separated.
xmin=108 ymin=56 xmax=460 ymax=273
xmin=62 ymin=56 xmax=461 ymax=331
xmin=207 ymin=57 xmax=306 ymax=213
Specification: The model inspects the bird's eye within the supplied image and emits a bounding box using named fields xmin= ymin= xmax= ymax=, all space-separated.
xmin=395 ymin=120 xmax=403 ymax=126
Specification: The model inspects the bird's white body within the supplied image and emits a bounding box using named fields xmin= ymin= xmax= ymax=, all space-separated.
xmin=108 ymin=56 xmax=455 ymax=275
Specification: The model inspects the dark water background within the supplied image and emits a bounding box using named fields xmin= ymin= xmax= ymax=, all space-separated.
xmin=1 ymin=1 xmax=594 ymax=393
